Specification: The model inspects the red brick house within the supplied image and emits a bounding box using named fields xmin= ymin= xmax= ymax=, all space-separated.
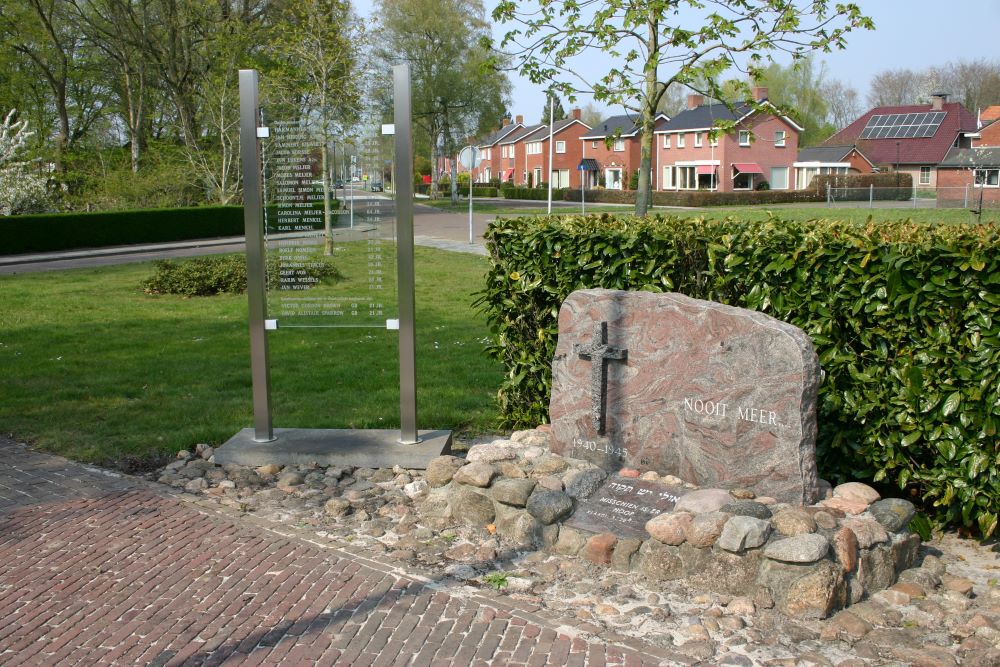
xmin=654 ymin=87 xmax=802 ymax=192
xmin=521 ymin=110 xmax=591 ymax=188
xmin=793 ymin=145 xmax=875 ymax=190
xmin=822 ymin=94 xmax=977 ymax=188
xmin=474 ymin=117 xmax=524 ymax=184
xmin=936 ymin=119 xmax=1000 ymax=206
xmin=579 ymin=113 xmax=669 ymax=190
xmin=493 ymin=123 xmax=545 ymax=185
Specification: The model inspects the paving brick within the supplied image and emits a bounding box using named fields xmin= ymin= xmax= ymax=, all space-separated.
xmin=0 ymin=437 xmax=667 ymax=666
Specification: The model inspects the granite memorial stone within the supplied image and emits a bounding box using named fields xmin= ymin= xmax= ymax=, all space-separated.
xmin=549 ymin=289 xmax=820 ymax=504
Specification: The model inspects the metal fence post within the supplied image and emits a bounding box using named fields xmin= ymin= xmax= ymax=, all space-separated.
xmin=826 ymin=183 xmax=831 ymax=207
xmin=869 ymin=184 xmax=874 ymax=208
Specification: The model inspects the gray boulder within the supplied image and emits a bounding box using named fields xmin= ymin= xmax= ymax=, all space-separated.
xmin=526 ymin=490 xmax=574 ymax=525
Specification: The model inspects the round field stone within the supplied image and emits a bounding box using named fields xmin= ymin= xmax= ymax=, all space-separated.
xmin=526 ymin=490 xmax=574 ymax=525
xmin=841 ymin=517 xmax=889 ymax=548
xmin=646 ymin=512 xmax=693 ymax=546
xmin=683 ymin=511 xmax=731 ymax=547
xmin=564 ymin=468 xmax=607 ymax=499
xmin=868 ymin=498 xmax=916 ymax=532
xmin=674 ymin=488 xmax=734 ymax=514
xmin=833 ymin=482 xmax=880 ymax=505
xmin=465 ymin=442 xmax=519 ymax=463
xmin=491 ymin=478 xmax=537 ymax=507
xmin=772 ymin=508 xmax=817 ymax=536
xmin=717 ymin=515 xmax=771 ymax=553
xmin=719 ymin=500 xmax=772 ymax=520
xmin=532 ymin=456 xmax=569 ymax=476
xmin=763 ymin=533 xmax=830 ymax=563
xmin=323 ymin=498 xmax=351 ymax=516
xmin=452 ymin=462 xmax=496 ymax=488
xmin=425 ymin=456 xmax=465 ymax=487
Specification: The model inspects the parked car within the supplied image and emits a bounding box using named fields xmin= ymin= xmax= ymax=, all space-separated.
xmin=370 ymin=182 xmax=384 ymax=192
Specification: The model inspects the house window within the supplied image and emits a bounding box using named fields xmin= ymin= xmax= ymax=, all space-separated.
xmin=739 ymin=130 xmax=751 ymax=146
xmin=533 ymin=167 xmax=542 ymax=186
xmin=709 ymin=135 xmax=718 ymax=147
xmin=605 ymin=168 xmax=623 ymax=189
xmin=662 ymin=135 xmax=670 ymax=149
xmin=734 ymin=172 xmax=753 ymax=190
xmin=592 ymin=141 xmax=598 ymax=149
xmin=919 ymin=166 xmax=931 ymax=185
xmin=676 ymin=166 xmax=696 ymax=189
xmin=501 ymin=145 xmax=507 ymax=158
xmin=676 ymin=133 xmax=685 ymax=148
xmin=770 ymin=167 xmax=789 ymax=190
xmin=694 ymin=132 xmax=703 ymax=148
xmin=613 ymin=138 xmax=625 ymax=151
xmin=555 ymin=140 xmax=566 ymax=153
xmin=662 ymin=165 xmax=674 ymax=189
xmin=975 ymin=168 xmax=1000 ymax=187
xmin=551 ymin=169 xmax=570 ymax=187
xmin=775 ymin=131 xmax=786 ymax=147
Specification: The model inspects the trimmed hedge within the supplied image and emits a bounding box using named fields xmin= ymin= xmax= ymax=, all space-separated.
xmin=479 ymin=214 xmax=1000 ymax=536
xmin=471 ymin=187 xmax=499 ymax=198
xmin=2 ymin=206 xmax=244 ymax=255
xmin=1 ymin=201 xmax=342 ymax=255
xmin=500 ymin=186 xmax=572 ymax=201
xmin=563 ymin=173 xmax=914 ymax=207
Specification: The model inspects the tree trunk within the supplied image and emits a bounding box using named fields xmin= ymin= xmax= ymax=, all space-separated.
xmin=635 ymin=11 xmax=660 ymax=216
xmin=450 ymin=157 xmax=458 ymax=203
xmin=322 ymin=141 xmax=333 ymax=256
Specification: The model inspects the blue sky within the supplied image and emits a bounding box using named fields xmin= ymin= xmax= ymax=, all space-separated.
xmin=355 ymin=1 xmax=1000 ymax=123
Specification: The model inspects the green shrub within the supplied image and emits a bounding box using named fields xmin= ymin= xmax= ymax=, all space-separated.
xmin=141 ymin=254 xmax=341 ymax=296
xmin=479 ymin=214 xmax=1000 ymax=536
xmin=1 ymin=206 xmax=244 ymax=255
xmin=471 ymin=187 xmax=498 ymax=197
xmin=500 ymin=186 xmax=571 ymax=201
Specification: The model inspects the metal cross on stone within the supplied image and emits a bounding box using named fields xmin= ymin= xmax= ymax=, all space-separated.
xmin=573 ymin=321 xmax=628 ymax=434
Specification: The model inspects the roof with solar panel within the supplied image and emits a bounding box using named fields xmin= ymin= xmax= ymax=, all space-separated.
xmin=823 ymin=95 xmax=977 ymax=166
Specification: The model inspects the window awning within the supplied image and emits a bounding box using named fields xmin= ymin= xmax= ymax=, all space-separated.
xmin=732 ymin=162 xmax=764 ymax=174
xmin=503 ymin=168 xmax=514 ymax=180
xmin=577 ymin=158 xmax=600 ymax=171
xmin=696 ymin=165 xmax=716 ymax=175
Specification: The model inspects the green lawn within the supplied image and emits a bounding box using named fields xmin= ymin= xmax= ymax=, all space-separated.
xmin=0 ymin=247 xmax=503 ymax=468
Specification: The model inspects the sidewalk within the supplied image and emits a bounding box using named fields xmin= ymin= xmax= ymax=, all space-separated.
xmin=0 ymin=438 xmax=673 ymax=666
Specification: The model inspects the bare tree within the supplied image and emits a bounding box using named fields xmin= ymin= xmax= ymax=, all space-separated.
xmin=826 ymin=79 xmax=861 ymax=130
xmin=867 ymin=68 xmax=924 ymax=107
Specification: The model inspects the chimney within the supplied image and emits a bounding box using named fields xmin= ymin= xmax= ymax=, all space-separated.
xmin=501 ymin=118 xmax=510 ymax=127
xmin=515 ymin=114 xmax=523 ymax=125
xmin=572 ymin=108 xmax=581 ymax=120
xmin=752 ymin=86 xmax=768 ymax=102
xmin=687 ymin=94 xmax=704 ymax=110
xmin=931 ymin=92 xmax=948 ymax=111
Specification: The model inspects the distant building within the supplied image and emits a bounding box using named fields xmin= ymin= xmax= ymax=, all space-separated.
xmin=936 ymin=118 xmax=1000 ymax=207
xmin=822 ymin=94 xmax=978 ymax=189
xmin=654 ymin=87 xmax=802 ymax=192
xmin=521 ymin=110 xmax=591 ymax=188
xmin=580 ymin=113 xmax=669 ymax=190
xmin=474 ymin=117 xmax=524 ymax=184
xmin=793 ymin=145 xmax=875 ymax=190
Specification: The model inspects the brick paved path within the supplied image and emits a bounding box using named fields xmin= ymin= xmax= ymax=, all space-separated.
xmin=0 ymin=439 xmax=680 ymax=666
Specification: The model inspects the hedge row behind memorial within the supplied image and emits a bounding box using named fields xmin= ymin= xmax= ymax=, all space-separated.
xmin=479 ymin=214 xmax=999 ymax=536
xmin=1 ymin=206 xmax=245 ymax=254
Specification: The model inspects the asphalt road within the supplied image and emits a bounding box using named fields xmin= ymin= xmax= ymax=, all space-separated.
xmin=0 ymin=194 xmax=491 ymax=275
